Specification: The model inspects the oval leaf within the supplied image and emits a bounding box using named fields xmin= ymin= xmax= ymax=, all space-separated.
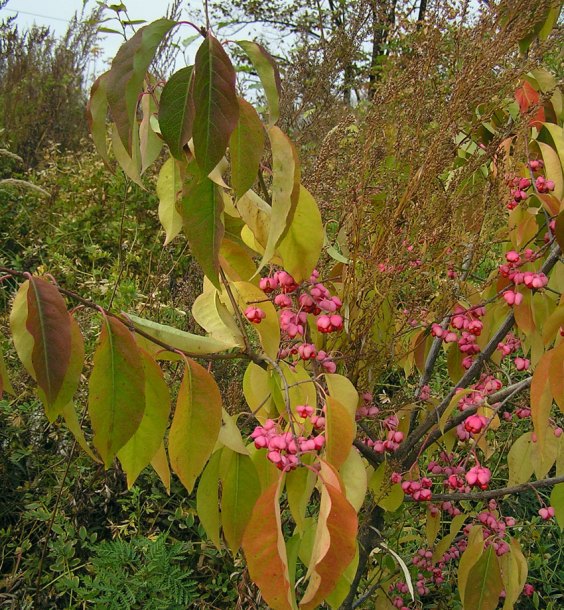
xmin=159 ymin=66 xmax=195 ymax=160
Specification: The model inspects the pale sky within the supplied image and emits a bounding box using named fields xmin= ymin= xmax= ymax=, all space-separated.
xmin=0 ymin=1 xmax=203 ymax=76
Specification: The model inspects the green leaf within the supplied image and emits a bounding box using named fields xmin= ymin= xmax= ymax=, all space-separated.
xmin=117 ymin=349 xmax=171 ymax=488
xmin=86 ymin=72 xmax=110 ymax=166
xmin=0 ymin=340 xmax=14 ymax=399
xmin=232 ymin=281 xmax=280 ymax=359
xmin=458 ymin=525 xmax=484 ymax=602
xmin=196 ymin=448 xmax=222 ymax=548
xmin=106 ymin=18 xmax=176 ymax=153
xmin=259 ymin=126 xmax=300 ymax=270
xmin=159 ymin=66 xmax=195 ymax=160
xmin=339 ymin=448 xmax=368 ymax=512
xmin=277 ymin=186 xmax=323 ymax=283
xmin=156 ymin=157 xmax=183 ymax=245
xmin=220 ymin=449 xmax=261 ymax=553
xmin=464 ymin=546 xmax=503 ymax=610
xmin=325 ymin=396 xmax=355 ymax=470
xmin=531 ymin=349 xmax=554 ymax=454
xmin=126 ymin=311 xmax=232 ymax=355
xmin=236 ymin=41 xmax=281 ymax=125
xmin=369 ymin=464 xmax=404 ymax=512
xmin=242 ymin=476 xmax=295 ymax=610
xmin=243 ymin=361 xmax=276 ymax=423
xmin=286 ymin=461 xmax=315 ymax=532
xmin=551 ymin=483 xmax=564 ymax=530
xmin=169 ymin=357 xmax=223 ymax=493
xmin=193 ymin=34 xmax=239 ymax=175
xmin=179 ymin=176 xmax=224 ymax=288
xmin=62 ymin=401 xmax=100 ymax=463
xmin=89 ymin=315 xmax=146 ymax=468
xmin=230 ymin=97 xmax=265 ymax=199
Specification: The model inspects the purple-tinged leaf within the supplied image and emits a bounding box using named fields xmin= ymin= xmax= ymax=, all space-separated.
xmin=159 ymin=66 xmax=195 ymax=160
xmin=230 ymin=97 xmax=265 ymax=199
xmin=106 ymin=18 xmax=176 ymax=153
xmin=193 ymin=34 xmax=239 ymax=175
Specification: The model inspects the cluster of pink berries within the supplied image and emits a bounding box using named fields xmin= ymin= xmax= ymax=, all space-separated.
xmin=401 ymin=477 xmax=432 ymax=501
xmin=455 ymin=374 xmax=502 ymax=414
xmin=250 ymin=417 xmax=325 ymax=471
xmin=431 ymin=304 xmax=485 ymax=366
xmin=538 ymin=506 xmax=555 ymax=520
xmin=355 ymin=392 xmax=379 ymax=418
xmin=499 ymin=248 xmax=549 ymax=307
xmin=505 ymin=161 xmax=555 ymax=210
xmin=360 ymin=413 xmax=404 ymax=453
xmin=278 ymin=344 xmax=337 ymax=374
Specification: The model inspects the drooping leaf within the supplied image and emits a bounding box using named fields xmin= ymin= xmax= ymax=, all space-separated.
xmin=236 ymin=41 xmax=281 ymax=125
xmin=549 ymin=340 xmax=564 ymax=412
xmin=219 ymin=238 xmax=259 ymax=283
xmin=159 ymin=66 xmax=195 ymax=160
xmin=531 ymin=349 xmax=554 ymax=453
xmin=89 ymin=315 xmax=146 ymax=468
xmin=458 ymin=525 xmax=484 ymax=603
xmin=555 ymin=210 xmax=564 ymax=252
xmin=106 ymin=18 xmax=176 ymax=152
xmin=139 ymin=87 xmax=162 ymax=172
xmin=507 ymin=432 xmax=534 ymax=486
xmin=260 ymin=127 xmax=300 ymax=270
xmin=196 ymin=448 xmax=222 ymax=548
xmin=179 ymin=176 xmax=224 ymax=287
xmin=325 ymin=396 xmax=355 ymax=470
xmin=117 ymin=349 xmax=171 ymax=488
xmin=551 ymin=483 xmax=564 ymax=530
xmin=220 ymin=449 xmax=261 ymax=553
xmin=243 ymin=361 xmax=276 ymax=424
xmin=325 ymin=545 xmax=359 ymax=609
xmin=325 ymin=374 xmax=359 ymax=420
xmin=278 ymin=186 xmax=323 ymax=283
xmin=464 ymin=546 xmax=503 ymax=610
xmin=242 ymin=476 xmax=295 ymax=610
xmin=235 ymin=189 xmax=271 ymax=248
xmin=126 ymin=311 xmax=232 ymax=354
xmin=156 ymin=156 xmax=184 ymax=245
xmin=339 ymin=448 xmax=368 ymax=512
xmin=230 ymin=97 xmax=265 ymax=199
xmin=192 ymin=34 xmax=239 ymax=175
xmin=61 ymin=401 xmax=100 ymax=462
xmin=111 ymin=122 xmax=143 ymax=187
xmin=300 ymin=460 xmax=358 ymax=610
xmin=169 ymin=357 xmax=223 ymax=493
xmin=0 ymin=340 xmax=14 ymax=399
xmin=151 ymin=442 xmax=171 ymax=494
xmin=369 ymin=463 xmax=404 ymax=512
xmin=86 ymin=71 xmax=110 ymax=165
xmin=286 ymin=459 xmax=315 ymax=532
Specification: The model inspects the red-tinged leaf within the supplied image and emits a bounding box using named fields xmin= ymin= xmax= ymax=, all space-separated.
xmin=196 ymin=449 xmax=222 ymax=548
xmin=151 ymin=442 xmax=171 ymax=494
xmin=325 ymin=396 xmax=355 ymax=470
xmin=242 ymin=476 xmax=295 ymax=610
xmin=278 ymin=186 xmax=323 ymax=283
xmin=22 ymin=277 xmax=73 ymax=417
xmin=236 ymin=41 xmax=281 ymax=126
xmin=89 ymin=315 xmax=146 ymax=468
xmin=117 ymin=349 xmax=171 ymax=488
xmin=260 ymin=126 xmax=301 ymax=270
xmin=169 ymin=357 xmax=222 ymax=493
xmin=0 ymin=340 xmax=14 ymax=399
xmin=179 ymin=176 xmax=224 ymax=288
xmin=300 ymin=461 xmax=358 ymax=610
xmin=193 ymin=34 xmax=239 ymax=175
xmin=86 ymin=72 xmax=110 ymax=166
xmin=464 ymin=546 xmax=503 ymax=610
xmin=230 ymin=97 xmax=265 ymax=199
xmin=61 ymin=401 xmax=100 ymax=463
xmin=220 ymin=449 xmax=261 ymax=553
xmin=515 ymin=81 xmax=545 ymax=128
xmin=159 ymin=66 xmax=195 ymax=160
xmin=531 ymin=349 xmax=554 ymax=451
xmin=549 ymin=341 xmax=564 ymax=412
xmin=106 ymin=18 xmax=176 ymax=153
